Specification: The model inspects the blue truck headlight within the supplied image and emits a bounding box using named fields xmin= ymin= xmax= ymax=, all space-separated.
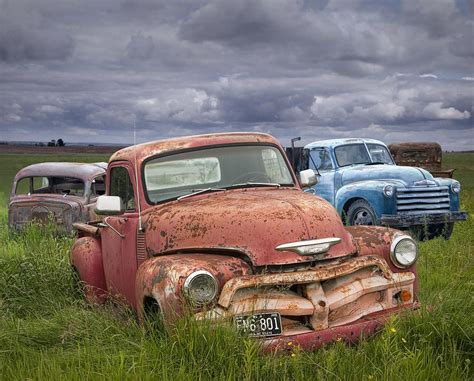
xmin=451 ymin=181 xmax=461 ymax=194
xmin=183 ymin=270 xmax=218 ymax=306
xmin=383 ymin=185 xmax=394 ymax=197
xmin=390 ymin=235 xmax=418 ymax=268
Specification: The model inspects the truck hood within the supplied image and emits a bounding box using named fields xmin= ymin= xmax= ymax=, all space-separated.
xmin=144 ymin=188 xmax=357 ymax=267
xmin=341 ymin=164 xmax=435 ymax=187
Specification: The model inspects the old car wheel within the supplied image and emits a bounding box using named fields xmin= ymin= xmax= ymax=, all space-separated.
xmin=347 ymin=200 xmax=377 ymax=226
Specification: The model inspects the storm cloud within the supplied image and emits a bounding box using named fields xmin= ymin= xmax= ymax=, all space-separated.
xmin=0 ymin=0 xmax=472 ymax=150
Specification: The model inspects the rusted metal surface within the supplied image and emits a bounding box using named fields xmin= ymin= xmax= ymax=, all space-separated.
xmin=144 ymin=188 xmax=357 ymax=267
xmin=388 ymin=142 xmax=455 ymax=178
xmin=70 ymin=236 xmax=108 ymax=303
xmin=262 ymin=303 xmax=419 ymax=352
xmin=135 ymin=253 xmax=252 ymax=322
xmin=73 ymin=222 xmax=99 ymax=236
xmin=195 ymin=255 xmax=415 ymax=335
xmin=217 ymin=256 xmax=392 ymax=308
xmin=9 ymin=162 xmax=106 ymax=233
xmin=109 ymin=132 xmax=282 ymax=166
xmin=69 ymin=132 xmax=420 ymax=350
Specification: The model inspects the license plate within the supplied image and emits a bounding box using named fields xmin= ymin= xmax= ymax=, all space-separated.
xmin=234 ymin=312 xmax=282 ymax=337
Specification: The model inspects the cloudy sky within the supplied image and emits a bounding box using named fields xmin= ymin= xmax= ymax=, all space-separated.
xmin=0 ymin=0 xmax=473 ymax=150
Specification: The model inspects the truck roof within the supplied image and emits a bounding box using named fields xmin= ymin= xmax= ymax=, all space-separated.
xmin=110 ymin=132 xmax=281 ymax=163
xmin=14 ymin=162 xmax=107 ymax=181
xmin=305 ymin=138 xmax=386 ymax=150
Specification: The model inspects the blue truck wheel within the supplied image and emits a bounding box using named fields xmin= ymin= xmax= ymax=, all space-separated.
xmin=347 ymin=200 xmax=376 ymax=226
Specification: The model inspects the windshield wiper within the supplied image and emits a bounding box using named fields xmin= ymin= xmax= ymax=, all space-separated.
xmin=177 ymin=188 xmax=226 ymax=201
xmin=224 ymin=182 xmax=281 ymax=190
xmin=365 ymin=161 xmax=386 ymax=165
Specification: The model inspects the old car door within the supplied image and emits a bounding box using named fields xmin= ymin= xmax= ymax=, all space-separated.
xmin=308 ymin=148 xmax=336 ymax=204
xmin=101 ymin=162 xmax=139 ymax=306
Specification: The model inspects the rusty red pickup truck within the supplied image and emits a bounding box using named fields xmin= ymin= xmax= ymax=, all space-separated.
xmin=71 ymin=133 xmax=419 ymax=351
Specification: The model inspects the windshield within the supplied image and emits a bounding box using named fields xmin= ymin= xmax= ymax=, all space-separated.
xmin=15 ymin=176 xmax=85 ymax=197
xmin=335 ymin=143 xmax=393 ymax=167
xmin=144 ymin=145 xmax=294 ymax=203
xmin=334 ymin=144 xmax=371 ymax=167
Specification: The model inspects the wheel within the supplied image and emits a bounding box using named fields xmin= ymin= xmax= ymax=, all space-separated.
xmin=232 ymin=171 xmax=272 ymax=183
xmin=411 ymin=222 xmax=454 ymax=241
xmin=347 ymin=200 xmax=377 ymax=226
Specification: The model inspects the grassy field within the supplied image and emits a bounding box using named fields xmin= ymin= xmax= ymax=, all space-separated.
xmin=0 ymin=152 xmax=472 ymax=380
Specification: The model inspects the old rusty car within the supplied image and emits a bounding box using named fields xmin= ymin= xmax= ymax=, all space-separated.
xmin=298 ymin=138 xmax=467 ymax=240
xmin=388 ymin=142 xmax=455 ymax=178
xmin=71 ymin=133 xmax=419 ymax=351
xmin=9 ymin=162 xmax=107 ymax=234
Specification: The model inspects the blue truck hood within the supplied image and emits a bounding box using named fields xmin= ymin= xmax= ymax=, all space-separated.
xmin=340 ymin=164 xmax=435 ymax=187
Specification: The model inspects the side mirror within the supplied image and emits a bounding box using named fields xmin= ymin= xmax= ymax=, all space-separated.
xmin=95 ymin=195 xmax=123 ymax=215
xmin=299 ymin=169 xmax=318 ymax=188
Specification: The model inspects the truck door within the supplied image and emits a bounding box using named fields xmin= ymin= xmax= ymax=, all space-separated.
xmin=308 ymin=148 xmax=335 ymax=205
xmin=101 ymin=162 xmax=139 ymax=307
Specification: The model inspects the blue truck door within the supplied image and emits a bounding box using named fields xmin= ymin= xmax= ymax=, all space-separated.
xmin=308 ymin=148 xmax=335 ymax=204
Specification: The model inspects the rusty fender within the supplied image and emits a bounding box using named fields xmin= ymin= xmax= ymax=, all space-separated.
xmin=70 ymin=236 xmax=107 ymax=303
xmin=346 ymin=225 xmax=418 ymax=297
xmin=135 ymin=254 xmax=251 ymax=323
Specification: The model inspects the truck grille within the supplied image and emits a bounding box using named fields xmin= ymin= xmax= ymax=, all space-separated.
xmin=396 ymin=186 xmax=450 ymax=215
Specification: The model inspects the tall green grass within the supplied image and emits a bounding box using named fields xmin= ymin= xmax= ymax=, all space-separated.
xmin=0 ymin=153 xmax=472 ymax=380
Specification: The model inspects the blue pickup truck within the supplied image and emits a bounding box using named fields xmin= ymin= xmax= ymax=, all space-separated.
xmin=296 ymin=138 xmax=467 ymax=239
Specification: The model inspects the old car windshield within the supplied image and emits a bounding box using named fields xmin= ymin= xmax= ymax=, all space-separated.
xmin=15 ymin=176 xmax=85 ymax=197
xmin=144 ymin=145 xmax=294 ymax=203
xmin=334 ymin=144 xmax=371 ymax=167
xmin=366 ymin=144 xmax=394 ymax=164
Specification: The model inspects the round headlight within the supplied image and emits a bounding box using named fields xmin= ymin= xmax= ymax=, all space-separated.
xmin=451 ymin=181 xmax=460 ymax=194
xmin=383 ymin=185 xmax=394 ymax=197
xmin=390 ymin=235 xmax=418 ymax=268
xmin=183 ymin=270 xmax=218 ymax=306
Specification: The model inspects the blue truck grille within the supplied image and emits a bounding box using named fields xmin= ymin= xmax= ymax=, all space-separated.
xmin=396 ymin=186 xmax=450 ymax=215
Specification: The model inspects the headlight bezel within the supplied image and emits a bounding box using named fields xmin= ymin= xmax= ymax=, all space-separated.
xmin=451 ymin=181 xmax=461 ymax=194
xmin=383 ymin=184 xmax=394 ymax=197
xmin=390 ymin=235 xmax=418 ymax=268
xmin=183 ymin=270 xmax=218 ymax=306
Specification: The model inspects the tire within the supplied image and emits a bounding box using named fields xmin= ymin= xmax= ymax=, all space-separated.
xmin=346 ymin=200 xmax=377 ymax=226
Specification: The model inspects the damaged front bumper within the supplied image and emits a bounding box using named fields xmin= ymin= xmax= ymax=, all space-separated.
xmin=381 ymin=211 xmax=468 ymax=228
xmin=195 ymin=256 xmax=417 ymax=351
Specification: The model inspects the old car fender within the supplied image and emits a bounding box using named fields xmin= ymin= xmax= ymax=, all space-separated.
xmin=70 ymin=236 xmax=107 ymax=303
xmin=335 ymin=181 xmax=399 ymax=220
xmin=135 ymin=253 xmax=251 ymax=323
xmin=346 ymin=225 xmax=418 ymax=298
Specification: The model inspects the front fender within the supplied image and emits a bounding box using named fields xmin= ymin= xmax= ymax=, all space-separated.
xmin=135 ymin=254 xmax=251 ymax=323
xmin=346 ymin=225 xmax=418 ymax=298
xmin=70 ymin=236 xmax=107 ymax=303
xmin=335 ymin=180 xmax=400 ymax=219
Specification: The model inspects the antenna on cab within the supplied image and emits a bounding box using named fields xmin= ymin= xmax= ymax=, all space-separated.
xmin=134 ymin=117 xmax=143 ymax=232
